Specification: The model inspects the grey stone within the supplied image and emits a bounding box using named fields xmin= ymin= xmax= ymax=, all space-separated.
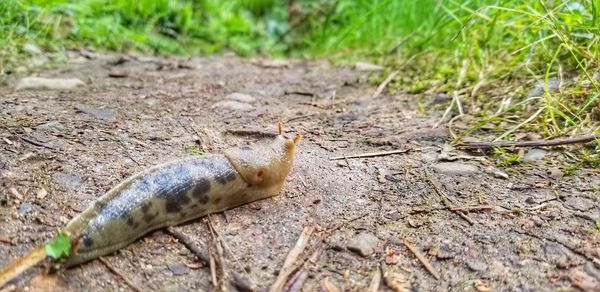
xmin=355 ymin=61 xmax=384 ymax=71
xmin=564 ymin=196 xmax=594 ymax=212
xmin=53 ymin=172 xmax=82 ymax=189
xmin=433 ymin=162 xmax=478 ymax=176
xmin=528 ymin=78 xmax=559 ymax=97
xmin=347 ymin=232 xmax=379 ymax=257
xmin=212 ymin=100 xmax=255 ymax=112
xmin=15 ymin=77 xmax=85 ymax=91
xmin=466 ymin=260 xmax=488 ymax=272
xmin=23 ymin=43 xmax=42 ymax=55
xmin=36 ymin=121 xmax=64 ymax=132
xmin=168 ymin=263 xmax=189 ymax=275
xmin=523 ymin=148 xmax=547 ymax=162
xmin=76 ymin=106 xmax=115 ymax=121
xmin=225 ymin=93 xmax=256 ymax=103
xmin=18 ymin=202 xmax=34 ymax=216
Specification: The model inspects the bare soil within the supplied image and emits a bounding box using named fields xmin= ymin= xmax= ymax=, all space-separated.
xmin=1 ymin=51 xmax=599 ymax=292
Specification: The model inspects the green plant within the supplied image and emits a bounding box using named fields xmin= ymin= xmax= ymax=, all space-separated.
xmin=45 ymin=231 xmax=72 ymax=260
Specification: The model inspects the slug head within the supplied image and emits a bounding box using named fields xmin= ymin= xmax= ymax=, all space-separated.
xmin=224 ymin=124 xmax=301 ymax=189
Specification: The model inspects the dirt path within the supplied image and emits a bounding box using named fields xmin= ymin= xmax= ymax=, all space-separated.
xmin=1 ymin=52 xmax=599 ymax=291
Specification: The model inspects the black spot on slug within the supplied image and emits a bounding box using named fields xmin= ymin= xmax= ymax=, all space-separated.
xmin=192 ymin=178 xmax=211 ymax=204
xmin=126 ymin=216 xmax=135 ymax=227
xmin=180 ymin=212 xmax=187 ymax=218
xmin=83 ymin=236 xmax=94 ymax=247
xmin=94 ymin=201 xmax=106 ymax=211
xmin=141 ymin=202 xmax=152 ymax=214
xmin=213 ymin=197 xmax=222 ymax=204
xmin=143 ymin=212 xmax=158 ymax=223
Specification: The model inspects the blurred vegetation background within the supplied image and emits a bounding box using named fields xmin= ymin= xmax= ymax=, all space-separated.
xmin=1 ymin=0 xmax=598 ymax=166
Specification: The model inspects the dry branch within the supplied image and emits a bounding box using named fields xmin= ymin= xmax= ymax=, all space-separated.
xmin=457 ymin=134 xmax=599 ymax=149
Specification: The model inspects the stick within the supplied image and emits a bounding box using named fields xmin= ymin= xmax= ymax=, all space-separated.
xmin=403 ymin=240 xmax=440 ymax=280
xmin=17 ymin=135 xmax=57 ymax=150
xmin=269 ymin=226 xmax=314 ymax=292
xmin=512 ymin=228 xmax=600 ymax=269
xmin=456 ymin=134 xmax=600 ymax=149
xmin=329 ymin=148 xmax=412 ymax=161
xmin=98 ymin=257 xmax=142 ymax=292
xmin=165 ymin=227 xmax=208 ymax=264
xmin=450 ymin=205 xmax=494 ymax=212
xmin=0 ymin=245 xmax=47 ymax=288
xmin=424 ymin=172 xmax=474 ymax=225
xmin=225 ymin=129 xmax=279 ymax=138
xmin=372 ymin=71 xmax=398 ymax=98
xmin=368 ymin=268 xmax=382 ymax=292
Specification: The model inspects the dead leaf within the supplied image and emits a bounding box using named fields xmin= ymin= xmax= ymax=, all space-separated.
xmin=320 ymin=277 xmax=341 ymax=292
xmin=36 ymin=188 xmax=47 ymax=200
xmin=384 ymin=272 xmax=411 ymax=292
xmin=570 ymin=268 xmax=600 ymax=291
xmin=474 ymin=280 xmax=491 ymax=292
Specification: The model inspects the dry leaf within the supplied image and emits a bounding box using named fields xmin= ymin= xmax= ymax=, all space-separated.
xmin=320 ymin=277 xmax=341 ymax=292
xmin=384 ymin=272 xmax=411 ymax=292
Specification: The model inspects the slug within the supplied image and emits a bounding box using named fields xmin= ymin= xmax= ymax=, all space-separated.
xmin=0 ymin=123 xmax=301 ymax=287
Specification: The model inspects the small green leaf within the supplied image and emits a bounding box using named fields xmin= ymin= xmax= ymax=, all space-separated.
xmin=45 ymin=231 xmax=72 ymax=260
xmin=184 ymin=145 xmax=205 ymax=156
xmin=596 ymin=220 xmax=600 ymax=233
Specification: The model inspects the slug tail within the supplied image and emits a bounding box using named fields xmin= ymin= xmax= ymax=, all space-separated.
xmin=0 ymin=244 xmax=47 ymax=288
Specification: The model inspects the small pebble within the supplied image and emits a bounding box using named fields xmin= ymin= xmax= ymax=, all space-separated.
xmin=433 ymin=162 xmax=479 ymax=176
xmin=168 ymin=263 xmax=189 ymax=275
xmin=347 ymin=232 xmax=379 ymax=257
xmin=15 ymin=77 xmax=85 ymax=91
xmin=523 ymin=148 xmax=547 ymax=162
xmin=355 ymin=61 xmax=384 ymax=71
xmin=225 ymin=93 xmax=256 ymax=103
xmin=212 ymin=100 xmax=255 ymax=112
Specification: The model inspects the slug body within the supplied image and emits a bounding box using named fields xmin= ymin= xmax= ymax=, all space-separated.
xmin=60 ymin=132 xmax=300 ymax=267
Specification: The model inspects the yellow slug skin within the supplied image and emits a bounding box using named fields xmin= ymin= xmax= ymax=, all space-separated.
xmin=60 ymin=132 xmax=300 ymax=267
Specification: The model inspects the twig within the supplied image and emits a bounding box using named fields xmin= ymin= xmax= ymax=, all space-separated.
xmin=207 ymin=216 xmax=227 ymax=292
xmin=0 ymin=245 xmax=47 ymax=288
xmin=323 ymin=213 xmax=369 ymax=234
xmin=403 ymin=240 xmax=440 ymax=280
xmin=512 ymin=228 xmax=600 ymax=269
xmin=225 ymin=128 xmax=278 ymax=138
xmin=269 ymin=226 xmax=314 ymax=292
xmin=329 ymin=148 xmax=413 ymax=160
xmin=285 ymin=113 xmax=316 ymax=123
xmin=165 ymin=227 xmax=208 ymax=264
xmin=372 ymin=71 xmax=399 ymax=98
xmin=368 ymin=268 xmax=382 ymax=292
xmin=17 ymin=135 xmax=56 ymax=150
xmin=450 ymin=205 xmax=494 ymax=212
xmin=284 ymin=91 xmax=315 ymax=97
xmin=456 ymin=134 xmax=600 ymax=149
xmin=0 ymin=236 xmax=11 ymax=244
xmin=99 ymin=257 xmax=143 ymax=292
xmin=424 ymin=172 xmax=474 ymax=225
xmin=209 ymin=249 xmax=218 ymax=288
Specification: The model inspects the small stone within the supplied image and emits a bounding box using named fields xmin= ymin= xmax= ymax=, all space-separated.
xmin=23 ymin=43 xmax=42 ymax=55
xmin=355 ymin=61 xmax=384 ymax=71
xmin=36 ymin=188 xmax=47 ymax=200
xmin=53 ymin=173 xmax=82 ymax=190
xmin=258 ymin=59 xmax=289 ymax=68
xmin=225 ymin=93 xmax=256 ymax=103
xmin=212 ymin=101 xmax=255 ymax=112
xmin=168 ymin=263 xmax=189 ymax=275
xmin=548 ymin=167 xmax=562 ymax=178
xmin=15 ymin=77 xmax=85 ymax=91
xmin=18 ymin=202 xmax=34 ymax=216
xmin=433 ymin=162 xmax=479 ymax=176
xmin=523 ymin=148 xmax=547 ymax=162
xmin=436 ymin=244 xmax=455 ymax=260
xmin=36 ymin=121 xmax=64 ymax=132
xmin=564 ymin=196 xmax=594 ymax=212
xmin=466 ymin=260 xmax=488 ymax=272
xmin=108 ymin=70 xmax=128 ymax=78
xmin=484 ymin=167 xmax=508 ymax=179
xmin=347 ymin=232 xmax=379 ymax=257
xmin=528 ymin=78 xmax=559 ymax=97
xmin=76 ymin=106 xmax=115 ymax=121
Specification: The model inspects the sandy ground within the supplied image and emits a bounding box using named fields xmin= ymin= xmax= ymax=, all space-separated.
xmin=0 ymin=51 xmax=599 ymax=292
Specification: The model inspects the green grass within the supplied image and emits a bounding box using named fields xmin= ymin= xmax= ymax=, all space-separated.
xmin=1 ymin=0 xmax=598 ymax=167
